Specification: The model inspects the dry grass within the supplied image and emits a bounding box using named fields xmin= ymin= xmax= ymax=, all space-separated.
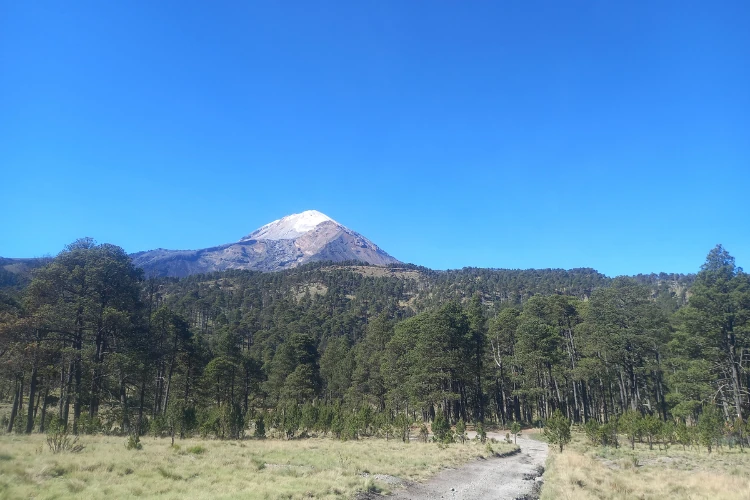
xmin=541 ymin=432 xmax=750 ymax=500
xmin=0 ymin=433 xmax=512 ymax=499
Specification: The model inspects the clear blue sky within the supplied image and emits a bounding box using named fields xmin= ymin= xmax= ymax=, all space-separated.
xmin=1 ymin=1 xmax=748 ymax=276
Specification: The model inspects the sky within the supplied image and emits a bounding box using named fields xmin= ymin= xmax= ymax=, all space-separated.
xmin=1 ymin=1 xmax=748 ymax=277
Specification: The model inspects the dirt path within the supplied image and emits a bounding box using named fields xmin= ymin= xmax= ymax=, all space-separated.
xmin=385 ymin=433 xmax=548 ymax=500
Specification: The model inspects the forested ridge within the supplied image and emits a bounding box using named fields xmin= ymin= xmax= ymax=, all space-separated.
xmin=2 ymin=239 xmax=746 ymax=447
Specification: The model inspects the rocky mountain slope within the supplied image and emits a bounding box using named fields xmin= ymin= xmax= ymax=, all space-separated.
xmin=130 ymin=210 xmax=399 ymax=277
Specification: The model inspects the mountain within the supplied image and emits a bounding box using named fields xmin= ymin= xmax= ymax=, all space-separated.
xmin=130 ymin=210 xmax=400 ymax=277
xmin=0 ymin=257 xmax=51 ymax=288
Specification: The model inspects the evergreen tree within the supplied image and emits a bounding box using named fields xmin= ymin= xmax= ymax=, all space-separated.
xmin=544 ymin=409 xmax=571 ymax=452
xmin=679 ymin=246 xmax=749 ymax=420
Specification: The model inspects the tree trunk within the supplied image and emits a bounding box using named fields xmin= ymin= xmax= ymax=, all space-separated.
xmin=137 ymin=369 xmax=147 ymax=437
xmin=184 ymin=355 xmax=191 ymax=401
xmin=163 ymin=358 xmax=176 ymax=415
xmin=62 ymin=359 xmax=74 ymax=428
xmin=89 ymin=325 xmax=105 ymax=418
xmin=581 ymin=382 xmax=591 ymax=423
xmin=153 ymin=366 xmax=163 ymax=418
xmin=25 ymin=365 xmax=38 ymax=433
xmin=73 ymin=356 xmax=82 ymax=434
xmin=6 ymin=377 xmax=21 ymax=432
xmin=34 ymin=383 xmax=42 ymax=420
xmin=39 ymin=385 xmax=50 ymax=433
xmin=73 ymin=305 xmax=84 ymax=434
xmin=728 ymin=341 xmax=744 ymax=420
xmin=17 ymin=374 xmax=24 ymax=417
xmin=120 ymin=372 xmax=130 ymax=433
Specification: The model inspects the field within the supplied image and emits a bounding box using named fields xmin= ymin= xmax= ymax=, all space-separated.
xmin=539 ymin=431 xmax=750 ymax=500
xmin=0 ymin=433 xmax=514 ymax=500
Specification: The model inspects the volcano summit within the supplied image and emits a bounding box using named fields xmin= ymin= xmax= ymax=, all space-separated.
xmin=130 ymin=210 xmax=399 ymax=277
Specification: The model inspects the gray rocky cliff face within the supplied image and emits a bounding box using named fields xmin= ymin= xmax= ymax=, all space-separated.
xmin=130 ymin=210 xmax=399 ymax=277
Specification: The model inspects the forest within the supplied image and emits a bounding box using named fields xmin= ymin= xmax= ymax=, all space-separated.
xmin=1 ymin=239 xmax=747 ymax=447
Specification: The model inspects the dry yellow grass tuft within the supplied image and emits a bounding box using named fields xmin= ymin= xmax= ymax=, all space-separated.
xmin=540 ymin=432 xmax=750 ymax=500
xmin=0 ymin=433 xmax=514 ymax=499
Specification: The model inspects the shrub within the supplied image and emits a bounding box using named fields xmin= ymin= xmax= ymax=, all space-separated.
xmin=12 ymin=413 xmax=24 ymax=434
xmin=198 ymin=404 xmax=245 ymax=440
xmin=675 ymin=421 xmax=693 ymax=450
xmin=698 ymin=404 xmax=723 ymax=453
xmin=584 ymin=420 xmax=600 ymax=444
xmin=135 ymin=415 xmax=150 ymax=437
xmin=363 ymin=477 xmax=382 ymax=494
xmin=77 ymin=414 xmax=102 ymax=435
xmin=150 ymin=415 xmax=167 ymax=437
xmin=476 ymin=422 xmax=487 ymax=443
xmin=619 ymin=410 xmax=643 ymax=450
xmin=379 ymin=416 xmax=394 ymax=441
xmin=254 ymin=415 xmax=266 ymax=438
xmin=301 ymin=403 xmax=319 ymax=433
xmin=316 ymin=405 xmax=335 ymax=436
xmin=598 ymin=421 xmax=619 ymax=448
xmin=125 ymin=433 xmax=142 ymax=450
xmin=394 ymin=414 xmax=411 ymax=443
xmin=510 ymin=421 xmax=521 ymax=444
xmin=341 ymin=413 xmax=361 ymax=441
xmin=198 ymin=408 xmax=219 ymax=439
xmin=46 ymin=417 xmax=85 ymax=454
xmin=432 ymin=411 xmax=451 ymax=443
xmin=98 ymin=406 xmax=122 ymax=435
xmin=219 ymin=403 xmax=246 ymax=440
xmin=543 ymin=409 xmax=571 ymax=453
xmin=622 ymin=455 xmax=639 ymax=469
xmin=358 ymin=406 xmax=373 ymax=436
xmin=455 ymin=418 xmax=467 ymax=444
xmin=157 ymin=466 xmax=182 ymax=480
xmin=331 ymin=411 xmax=345 ymax=440
xmin=165 ymin=401 xmax=197 ymax=442
xmin=728 ymin=417 xmax=746 ymax=450
xmin=418 ymin=424 xmax=429 ymax=443
xmin=659 ymin=420 xmax=675 ymax=450
xmin=35 ymin=410 xmax=55 ymax=433
xmin=642 ymin=414 xmax=662 ymax=450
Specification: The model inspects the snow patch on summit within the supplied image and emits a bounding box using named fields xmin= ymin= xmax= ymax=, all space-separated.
xmin=242 ymin=210 xmax=338 ymax=241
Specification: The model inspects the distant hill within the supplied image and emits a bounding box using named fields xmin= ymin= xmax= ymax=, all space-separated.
xmin=0 ymin=256 xmax=50 ymax=287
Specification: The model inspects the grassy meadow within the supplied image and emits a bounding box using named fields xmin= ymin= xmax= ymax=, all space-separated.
xmin=539 ymin=431 xmax=750 ymax=500
xmin=0 ymin=433 xmax=515 ymax=499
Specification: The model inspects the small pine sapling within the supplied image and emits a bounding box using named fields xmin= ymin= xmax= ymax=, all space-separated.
xmin=543 ymin=410 xmax=571 ymax=453
xmin=510 ymin=421 xmax=521 ymax=444
xmin=455 ymin=418 xmax=467 ymax=444
xmin=476 ymin=422 xmax=487 ymax=443
xmin=642 ymin=414 xmax=662 ymax=450
xmin=698 ymin=404 xmax=723 ymax=454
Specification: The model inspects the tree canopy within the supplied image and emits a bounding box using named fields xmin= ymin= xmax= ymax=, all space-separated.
xmin=0 ymin=243 xmax=744 ymax=444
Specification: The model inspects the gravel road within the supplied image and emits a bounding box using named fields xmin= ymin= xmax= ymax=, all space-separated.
xmin=384 ymin=433 xmax=548 ymax=500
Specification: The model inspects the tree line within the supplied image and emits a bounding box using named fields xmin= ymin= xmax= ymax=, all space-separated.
xmin=0 ymin=240 xmax=747 ymax=444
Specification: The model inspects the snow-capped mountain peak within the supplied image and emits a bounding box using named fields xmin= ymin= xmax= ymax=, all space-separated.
xmin=242 ymin=210 xmax=337 ymax=241
xmin=131 ymin=210 xmax=399 ymax=277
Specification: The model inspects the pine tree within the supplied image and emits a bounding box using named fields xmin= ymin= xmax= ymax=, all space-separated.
xmin=544 ymin=409 xmax=571 ymax=453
